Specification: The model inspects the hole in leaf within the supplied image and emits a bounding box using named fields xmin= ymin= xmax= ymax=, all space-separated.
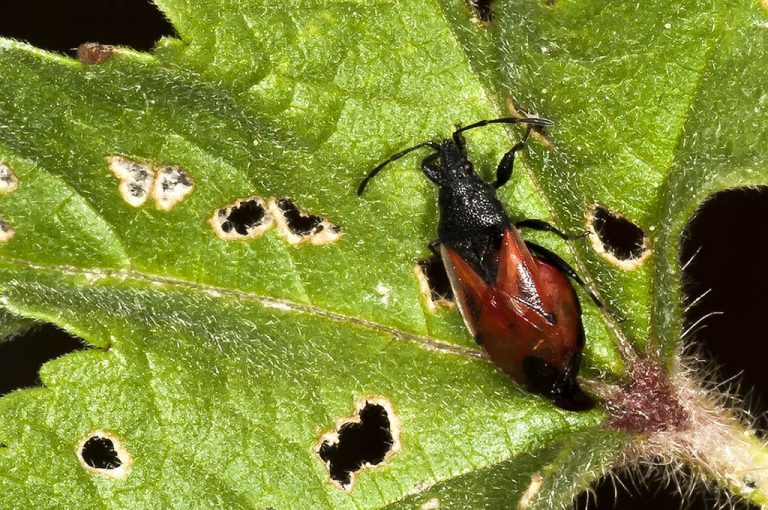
xmin=270 ymin=198 xmax=342 ymax=246
xmin=415 ymin=256 xmax=454 ymax=311
xmin=0 ymin=217 xmax=14 ymax=243
xmin=680 ymin=187 xmax=768 ymax=431
xmin=587 ymin=204 xmax=650 ymax=269
xmin=210 ymin=197 xmax=274 ymax=240
xmin=0 ymin=161 xmax=19 ymax=194
xmin=0 ymin=323 xmax=86 ymax=397
xmin=226 ymin=200 xmax=267 ymax=234
xmin=151 ymin=165 xmax=194 ymax=211
xmin=0 ymin=0 xmax=177 ymax=57
xmin=274 ymin=198 xmax=323 ymax=236
xmin=468 ymin=0 xmax=495 ymax=22
xmin=317 ymin=399 xmax=400 ymax=491
xmin=575 ymin=468 xmax=758 ymax=510
xmin=107 ymin=155 xmax=154 ymax=207
xmin=107 ymin=156 xmax=193 ymax=211
xmin=81 ymin=436 xmax=121 ymax=470
xmin=78 ymin=430 xmax=131 ymax=479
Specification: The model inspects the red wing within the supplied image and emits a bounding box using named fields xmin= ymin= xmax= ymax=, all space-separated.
xmin=441 ymin=243 xmax=559 ymax=333
xmin=486 ymin=257 xmax=582 ymax=379
xmin=531 ymin=257 xmax=582 ymax=354
xmin=496 ymin=229 xmax=547 ymax=312
xmin=442 ymin=244 xmax=557 ymax=379
xmin=441 ymin=244 xmax=488 ymax=338
xmin=474 ymin=285 xmax=570 ymax=382
xmin=441 ymin=238 xmax=582 ymax=387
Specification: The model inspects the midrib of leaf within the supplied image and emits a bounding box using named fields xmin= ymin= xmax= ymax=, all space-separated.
xmin=0 ymin=253 xmax=484 ymax=360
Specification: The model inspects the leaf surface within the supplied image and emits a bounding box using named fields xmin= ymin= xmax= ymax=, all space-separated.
xmin=0 ymin=0 xmax=766 ymax=508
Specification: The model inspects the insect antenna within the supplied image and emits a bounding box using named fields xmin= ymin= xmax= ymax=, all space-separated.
xmin=357 ymin=141 xmax=440 ymax=195
xmin=454 ymin=116 xmax=553 ymax=138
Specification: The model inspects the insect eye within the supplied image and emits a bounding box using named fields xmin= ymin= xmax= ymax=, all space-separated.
xmin=462 ymin=162 xmax=473 ymax=173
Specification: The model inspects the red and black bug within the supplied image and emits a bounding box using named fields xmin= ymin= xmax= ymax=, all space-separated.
xmin=358 ymin=117 xmax=615 ymax=410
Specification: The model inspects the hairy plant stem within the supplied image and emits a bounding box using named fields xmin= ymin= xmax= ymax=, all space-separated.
xmin=597 ymin=356 xmax=768 ymax=507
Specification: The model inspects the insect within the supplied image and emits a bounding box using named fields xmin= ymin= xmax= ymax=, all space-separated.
xmin=358 ymin=117 xmax=615 ymax=410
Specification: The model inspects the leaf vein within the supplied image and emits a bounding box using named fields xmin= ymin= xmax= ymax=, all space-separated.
xmin=0 ymin=254 xmax=486 ymax=362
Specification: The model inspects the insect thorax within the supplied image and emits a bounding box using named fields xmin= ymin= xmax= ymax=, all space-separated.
xmin=437 ymin=178 xmax=510 ymax=246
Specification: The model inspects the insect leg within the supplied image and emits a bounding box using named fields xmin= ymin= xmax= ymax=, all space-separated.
xmin=421 ymin=152 xmax=442 ymax=185
xmin=524 ymin=241 xmax=623 ymax=321
xmin=515 ymin=219 xmax=589 ymax=241
xmin=492 ymin=125 xmax=532 ymax=189
xmin=450 ymin=116 xmax=552 ymax=188
xmin=427 ymin=239 xmax=441 ymax=256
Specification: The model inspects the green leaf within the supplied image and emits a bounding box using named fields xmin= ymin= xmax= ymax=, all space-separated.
xmin=0 ymin=309 xmax=36 ymax=342
xmin=0 ymin=0 xmax=766 ymax=508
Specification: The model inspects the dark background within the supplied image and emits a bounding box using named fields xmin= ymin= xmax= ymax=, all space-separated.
xmin=0 ymin=1 xmax=765 ymax=508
